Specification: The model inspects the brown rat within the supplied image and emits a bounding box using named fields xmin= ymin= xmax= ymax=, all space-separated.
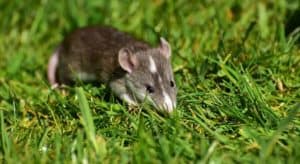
xmin=47 ymin=26 xmax=177 ymax=112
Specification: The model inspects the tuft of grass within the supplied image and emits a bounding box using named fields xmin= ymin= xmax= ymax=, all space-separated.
xmin=1 ymin=0 xmax=300 ymax=163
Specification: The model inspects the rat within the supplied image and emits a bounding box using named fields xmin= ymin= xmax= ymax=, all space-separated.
xmin=47 ymin=26 xmax=177 ymax=113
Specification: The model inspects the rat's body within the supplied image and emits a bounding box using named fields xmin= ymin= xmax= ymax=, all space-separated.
xmin=48 ymin=26 xmax=176 ymax=112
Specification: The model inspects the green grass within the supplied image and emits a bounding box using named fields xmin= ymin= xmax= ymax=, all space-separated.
xmin=1 ymin=0 xmax=300 ymax=163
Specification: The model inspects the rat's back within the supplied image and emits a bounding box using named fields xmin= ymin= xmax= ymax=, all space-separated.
xmin=63 ymin=26 xmax=148 ymax=56
xmin=48 ymin=26 xmax=149 ymax=85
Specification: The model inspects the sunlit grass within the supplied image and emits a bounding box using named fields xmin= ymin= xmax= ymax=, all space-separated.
xmin=0 ymin=0 xmax=300 ymax=163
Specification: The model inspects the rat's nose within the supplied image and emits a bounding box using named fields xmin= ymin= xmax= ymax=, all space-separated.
xmin=162 ymin=92 xmax=175 ymax=113
xmin=163 ymin=103 xmax=174 ymax=113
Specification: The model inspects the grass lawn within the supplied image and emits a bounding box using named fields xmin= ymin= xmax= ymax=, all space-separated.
xmin=1 ymin=0 xmax=300 ymax=163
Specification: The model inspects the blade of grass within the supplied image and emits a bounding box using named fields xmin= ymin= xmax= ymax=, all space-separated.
xmin=0 ymin=110 xmax=11 ymax=160
xmin=75 ymin=87 xmax=106 ymax=160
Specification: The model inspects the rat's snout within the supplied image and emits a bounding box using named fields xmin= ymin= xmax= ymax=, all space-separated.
xmin=162 ymin=102 xmax=175 ymax=113
xmin=160 ymin=92 xmax=176 ymax=113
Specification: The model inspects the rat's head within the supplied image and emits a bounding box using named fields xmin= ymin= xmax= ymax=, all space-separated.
xmin=118 ymin=38 xmax=177 ymax=113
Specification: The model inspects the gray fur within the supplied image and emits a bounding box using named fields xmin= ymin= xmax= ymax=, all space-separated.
xmin=47 ymin=26 xmax=177 ymax=112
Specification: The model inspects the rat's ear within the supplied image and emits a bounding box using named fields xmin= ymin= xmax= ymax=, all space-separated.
xmin=159 ymin=37 xmax=171 ymax=59
xmin=118 ymin=48 xmax=138 ymax=73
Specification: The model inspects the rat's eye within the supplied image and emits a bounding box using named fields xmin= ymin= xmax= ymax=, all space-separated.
xmin=170 ymin=81 xmax=175 ymax=87
xmin=145 ymin=85 xmax=155 ymax=93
